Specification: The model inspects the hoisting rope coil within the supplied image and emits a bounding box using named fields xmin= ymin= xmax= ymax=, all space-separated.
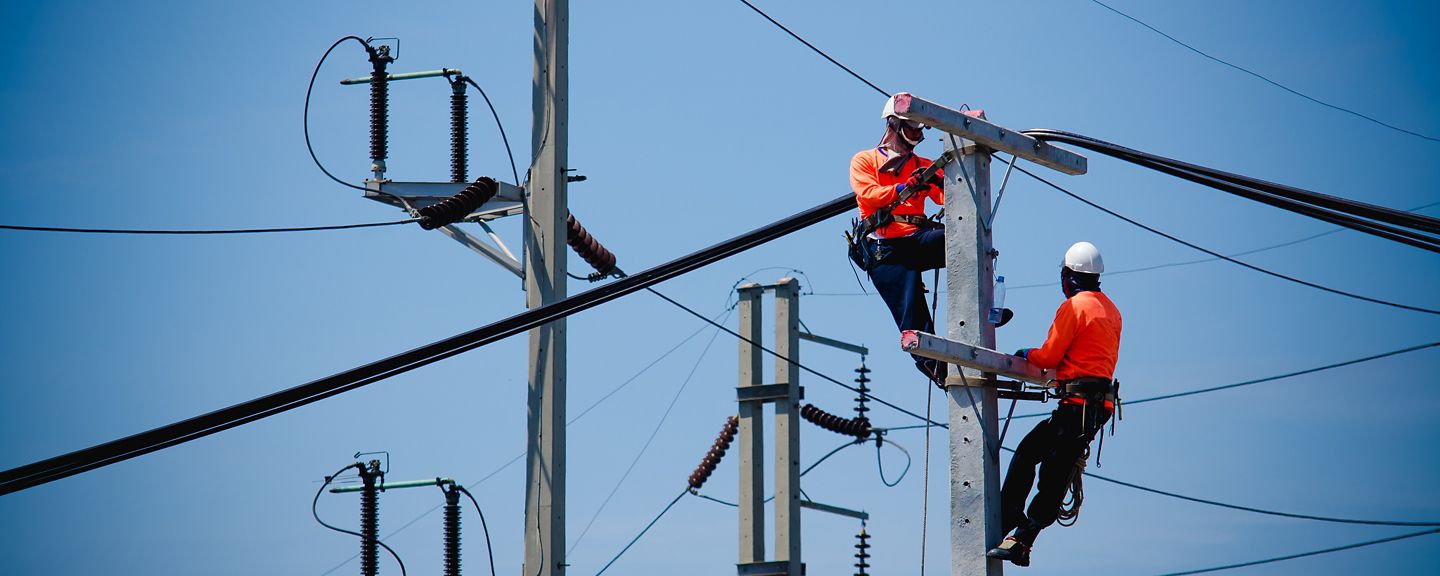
xmin=688 ymin=416 xmax=739 ymax=490
xmin=1057 ymin=446 xmax=1088 ymax=527
xmin=801 ymin=403 xmax=873 ymax=439
xmin=418 ymin=177 xmax=497 ymax=230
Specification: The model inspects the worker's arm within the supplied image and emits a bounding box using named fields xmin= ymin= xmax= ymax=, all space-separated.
xmin=927 ymin=167 xmax=945 ymax=206
xmin=1023 ymin=300 xmax=1077 ymax=369
xmin=850 ymin=151 xmax=899 ymax=211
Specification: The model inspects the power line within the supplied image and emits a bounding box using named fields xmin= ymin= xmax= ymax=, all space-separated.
xmin=0 ymin=191 xmax=858 ymax=495
xmin=569 ymin=311 xmax=731 ymax=556
xmin=1022 ymin=130 xmax=1440 ymax=250
xmin=593 ymin=487 xmax=690 ymax=576
xmin=1155 ymin=528 xmax=1440 ymax=576
xmin=1011 ymin=163 xmax=1440 ymax=314
xmin=1082 ymin=470 xmax=1440 ymax=527
xmin=0 ymin=219 xmax=416 ymax=235
xmin=1008 ymin=341 xmax=1440 ymax=420
xmin=318 ymin=312 xmax=729 ymax=576
xmin=646 ymin=287 xmax=945 ymax=428
xmin=1084 ymin=0 xmax=1440 ymax=144
xmin=736 ymin=0 xmax=889 ymax=97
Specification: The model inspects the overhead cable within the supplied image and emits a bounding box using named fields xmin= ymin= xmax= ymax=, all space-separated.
xmin=1011 ymin=163 xmax=1440 ymax=315
xmin=0 ymin=192 xmax=859 ymax=495
xmin=1155 ymin=528 xmax=1440 ymax=575
xmin=1023 ymin=130 xmax=1440 ymax=251
xmin=736 ymin=0 xmax=889 ymax=98
xmin=1084 ymin=0 xmax=1440 ymax=144
xmin=0 ymin=219 xmax=416 ymax=235
xmin=1009 ymin=341 xmax=1440 ymax=420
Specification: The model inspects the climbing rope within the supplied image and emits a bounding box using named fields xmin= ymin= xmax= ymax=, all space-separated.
xmin=1057 ymin=446 xmax=1089 ymax=527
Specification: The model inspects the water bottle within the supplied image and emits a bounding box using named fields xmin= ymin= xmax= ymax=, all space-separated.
xmin=989 ymin=275 xmax=1006 ymax=325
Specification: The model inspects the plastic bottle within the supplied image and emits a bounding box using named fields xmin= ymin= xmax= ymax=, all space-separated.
xmin=989 ymin=275 xmax=1006 ymax=325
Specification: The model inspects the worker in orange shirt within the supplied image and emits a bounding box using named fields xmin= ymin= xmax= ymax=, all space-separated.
xmin=987 ymin=241 xmax=1122 ymax=567
xmin=849 ymin=93 xmax=947 ymax=384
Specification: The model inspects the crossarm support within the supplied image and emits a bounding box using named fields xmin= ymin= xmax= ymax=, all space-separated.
xmin=892 ymin=93 xmax=1087 ymax=175
xmin=900 ymin=330 xmax=1054 ymax=385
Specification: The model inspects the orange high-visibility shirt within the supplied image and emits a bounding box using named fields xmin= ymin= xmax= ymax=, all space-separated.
xmin=850 ymin=148 xmax=943 ymax=238
xmin=1026 ymin=291 xmax=1122 ymax=382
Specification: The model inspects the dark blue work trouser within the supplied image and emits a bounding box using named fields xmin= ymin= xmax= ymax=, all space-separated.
xmin=863 ymin=225 xmax=946 ymax=380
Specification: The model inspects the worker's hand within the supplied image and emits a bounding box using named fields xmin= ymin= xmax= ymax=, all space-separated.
xmin=902 ymin=174 xmax=931 ymax=194
xmin=1013 ymin=348 xmax=1029 ymax=359
xmin=911 ymin=167 xmax=943 ymax=187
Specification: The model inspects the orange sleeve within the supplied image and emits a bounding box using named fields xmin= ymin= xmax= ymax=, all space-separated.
xmin=850 ymin=151 xmax=899 ymax=212
xmin=1026 ymin=299 xmax=1077 ymax=369
xmin=928 ymin=168 xmax=945 ymax=206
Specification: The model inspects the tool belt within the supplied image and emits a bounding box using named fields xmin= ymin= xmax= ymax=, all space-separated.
xmin=890 ymin=213 xmax=935 ymax=227
xmin=1061 ymin=377 xmax=1116 ymax=398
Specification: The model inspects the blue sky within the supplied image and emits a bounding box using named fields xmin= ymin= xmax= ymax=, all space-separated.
xmin=1 ymin=0 xmax=1437 ymax=574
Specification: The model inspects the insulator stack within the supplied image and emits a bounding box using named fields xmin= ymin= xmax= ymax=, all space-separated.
xmin=359 ymin=461 xmax=382 ymax=576
xmin=565 ymin=213 xmax=618 ymax=279
xmin=367 ymin=45 xmax=394 ymax=178
xmin=449 ymin=77 xmax=468 ymax=184
xmin=853 ymin=362 xmax=872 ymax=424
xmin=802 ymin=403 xmax=872 ymax=439
xmin=443 ymin=486 xmax=461 ymax=576
xmin=419 ymin=176 xmax=498 ymax=229
xmin=688 ymin=416 xmax=739 ymax=490
xmin=854 ymin=526 xmax=871 ymax=575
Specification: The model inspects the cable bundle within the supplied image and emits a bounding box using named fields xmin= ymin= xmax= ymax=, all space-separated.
xmin=419 ymin=177 xmax=497 ymax=230
xmin=688 ymin=416 xmax=739 ymax=490
xmin=802 ymin=403 xmax=872 ymax=439
xmin=566 ymin=213 xmax=619 ymax=279
xmin=1023 ymin=129 xmax=1440 ymax=253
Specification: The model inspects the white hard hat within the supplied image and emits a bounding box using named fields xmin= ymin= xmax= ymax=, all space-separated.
xmin=1062 ymin=241 xmax=1104 ymax=274
xmin=881 ymin=92 xmax=912 ymax=120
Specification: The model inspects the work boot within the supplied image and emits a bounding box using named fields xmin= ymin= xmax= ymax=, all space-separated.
xmin=986 ymin=536 xmax=1031 ymax=567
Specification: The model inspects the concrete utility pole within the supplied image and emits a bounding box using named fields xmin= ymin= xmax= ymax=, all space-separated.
xmin=889 ymin=94 xmax=1087 ymax=575
xmin=523 ymin=0 xmax=568 ymax=573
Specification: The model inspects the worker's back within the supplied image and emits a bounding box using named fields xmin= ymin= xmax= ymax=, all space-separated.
xmin=1027 ymin=290 xmax=1122 ymax=381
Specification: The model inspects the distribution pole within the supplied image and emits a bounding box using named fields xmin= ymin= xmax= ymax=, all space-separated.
xmin=942 ymin=135 xmax=1003 ymax=576
xmin=523 ymin=0 xmax=568 ymax=574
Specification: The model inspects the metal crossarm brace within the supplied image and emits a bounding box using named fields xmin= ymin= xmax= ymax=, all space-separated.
xmin=799 ymin=499 xmax=869 ymax=521
xmin=901 ymin=330 xmax=1054 ymax=385
xmin=891 ymin=93 xmax=1088 ymax=175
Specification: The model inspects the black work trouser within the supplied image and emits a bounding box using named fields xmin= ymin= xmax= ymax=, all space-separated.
xmin=863 ymin=225 xmax=946 ymax=380
xmin=1000 ymin=398 xmax=1111 ymax=546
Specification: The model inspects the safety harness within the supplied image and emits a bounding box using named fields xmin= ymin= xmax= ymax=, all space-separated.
xmin=1053 ymin=377 xmax=1122 ymax=527
xmin=844 ymin=150 xmax=953 ymax=271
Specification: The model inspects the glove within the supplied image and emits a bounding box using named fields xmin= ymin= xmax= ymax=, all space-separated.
xmin=902 ymin=174 xmax=930 ymax=195
xmin=912 ymin=166 xmax=944 ymax=187
xmin=1013 ymin=348 xmax=1029 ymax=359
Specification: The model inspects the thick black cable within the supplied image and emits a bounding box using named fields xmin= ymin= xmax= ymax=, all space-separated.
xmin=0 ymin=219 xmax=416 ymax=235
xmin=461 ymin=76 xmax=521 ymax=186
xmin=0 ymin=192 xmax=859 ymax=495
xmin=312 ymin=464 xmax=408 ymax=576
xmin=736 ymin=0 xmax=889 ymax=98
xmin=318 ymin=312 xmax=728 ymax=576
xmin=1009 ymin=341 xmax=1440 ymax=420
xmin=646 ymin=287 xmax=946 ymax=428
xmin=455 ymin=486 xmax=497 ymax=576
xmin=1023 ymin=129 xmax=1440 ymax=240
xmin=1084 ymin=0 xmax=1440 ymax=145
xmin=1156 ymin=528 xmax=1440 ymax=575
xmin=1011 ymin=163 xmax=1440 ymax=315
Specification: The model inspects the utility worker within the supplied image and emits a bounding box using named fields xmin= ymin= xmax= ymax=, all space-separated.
xmin=849 ymin=92 xmax=947 ymax=384
xmin=987 ymin=241 xmax=1121 ymax=567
